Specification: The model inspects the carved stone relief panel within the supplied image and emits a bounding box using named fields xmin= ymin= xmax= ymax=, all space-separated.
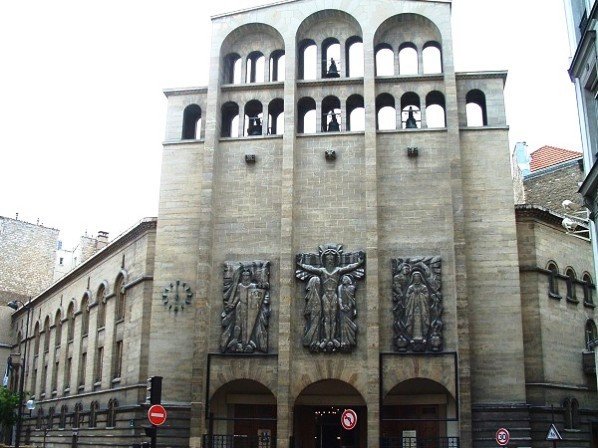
xmin=296 ymin=244 xmax=365 ymax=353
xmin=221 ymin=261 xmax=271 ymax=353
xmin=392 ymin=257 xmax=443 ymax=352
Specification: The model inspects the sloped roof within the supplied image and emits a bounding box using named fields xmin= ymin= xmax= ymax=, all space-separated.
xmin=529 ymin=145 xmax=582 ymax=172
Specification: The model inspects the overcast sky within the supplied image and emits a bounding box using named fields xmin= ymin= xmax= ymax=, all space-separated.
xmin=0 ymin=0 xmax=581 ymax=246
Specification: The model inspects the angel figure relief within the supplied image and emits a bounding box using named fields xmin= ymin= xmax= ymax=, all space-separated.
xmin=392 ymin=256 xmax=443 ymax=353
xmin=221 ymin=261 xmax=271 ymax=353
xmin=296 ymin=244 xmax=365 ymax=353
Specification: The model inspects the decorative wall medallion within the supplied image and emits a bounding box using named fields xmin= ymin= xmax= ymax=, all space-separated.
xmin=221 ymin=261 xmax=271 ymax=353
xmin=296 ymin=244 xmax=365 ymax=353
xmin=407 ymin=147 xmax=419 ymax=158
xmin=162 ymin=280 xmax=193 ymax=313
xmin=392 ymin=257 xmax=443 ymax=352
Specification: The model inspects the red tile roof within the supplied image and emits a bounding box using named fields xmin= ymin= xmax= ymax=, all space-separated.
xmin=529 ymin=145 xmax=582 ymax=172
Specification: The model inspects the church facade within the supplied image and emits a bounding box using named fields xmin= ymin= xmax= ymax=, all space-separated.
xmin=4 ymin=1 xmax=598 ymax=447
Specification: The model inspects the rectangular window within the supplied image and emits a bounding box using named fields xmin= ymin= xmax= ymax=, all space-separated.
xmin=95 ymin=347 xmax=103 ymax=383
xmin=51 ymin=361 xmax=58 ymax=393
xmin=65 ymin=357 xmax=72 ymax=390
xmin=41 ymin=365 xmax=48 ymax=396
xmin=31 ymin=369 xmax=37 ymax=396
xmin=79 ymin=352 xmax=87 ymax=387
xmin=113 ymin=341 xmax=123 ymax=379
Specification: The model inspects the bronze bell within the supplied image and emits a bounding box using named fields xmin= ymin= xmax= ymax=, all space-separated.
xmin=327 ymin=114 xmax=340 ymax=132
xmin=327 ymin=58 xmax=340 ymax=78
xmin=405 ymin=107 xmax=418 ymax=129
xmin=247 ymin=116 xmax=262 ymax=136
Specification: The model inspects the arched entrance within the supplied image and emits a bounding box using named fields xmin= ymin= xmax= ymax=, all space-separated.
xmin=293 ymin=380 xmax=366 ymax=448
xmin=207 ymin=379 xmax=276 ymax=447
xmin=381 ymin=378 xmax=458 ymax=447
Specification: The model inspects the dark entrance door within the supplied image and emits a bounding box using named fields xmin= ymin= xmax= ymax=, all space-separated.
xmin=294 ymin=406 xmax=365 ymax=448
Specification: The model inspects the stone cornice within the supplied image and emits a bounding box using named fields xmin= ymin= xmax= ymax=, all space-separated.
xmin=163 ymin=86 xmax=208 ymax=97
xmin=455 ymin=71 xmax=508 ymax=85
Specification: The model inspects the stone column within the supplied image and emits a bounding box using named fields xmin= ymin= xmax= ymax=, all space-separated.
xmin=362 ymin=29 xmax=380 ymax=447
xmin=276 ymin=37 xmax=297 ymax=448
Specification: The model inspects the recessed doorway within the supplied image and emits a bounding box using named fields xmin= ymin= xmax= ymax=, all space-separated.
xmin=293 ymin=380 xmax=367 ymax=448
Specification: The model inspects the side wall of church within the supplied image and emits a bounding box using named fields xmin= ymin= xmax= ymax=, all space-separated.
xmin=10 ymin=220 xmax=157 ymax=448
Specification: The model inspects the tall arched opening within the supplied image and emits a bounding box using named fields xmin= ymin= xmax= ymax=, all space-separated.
xmin=293 ymin=379 xmax=366 ymax=448
xmin=381 ymin=378 xmax=458 ymax=447
xmin=206 ymin=379 xmax=277 ymax=447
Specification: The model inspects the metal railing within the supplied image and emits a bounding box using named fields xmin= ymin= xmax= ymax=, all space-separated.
xmin=380 ymin=437 xmax=460 ymax=448
xmin=203 ymin=434 xmax=276 ymax=448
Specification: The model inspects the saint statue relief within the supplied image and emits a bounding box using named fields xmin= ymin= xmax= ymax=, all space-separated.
xmin=221 ymin=261 xmax=271 ymax=353
xmin=392 ymin=257 xmax=443 ymax=353
xmin=296 ymin=244 xmax=365 ymax=353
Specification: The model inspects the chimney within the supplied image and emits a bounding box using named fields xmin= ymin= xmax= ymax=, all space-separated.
xmin=96 ymin=231 xmax=109 ymax=250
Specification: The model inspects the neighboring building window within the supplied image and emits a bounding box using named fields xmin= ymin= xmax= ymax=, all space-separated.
xmin=95 ymin=347 xmax=104 ymax=384
xmin=564 ymin=398 xmax=580 ymax=429
xmin=113 ymin=340 xmax=123 ymax=380
xmin=59 ymin=405 xmax=68 ymax=429
xmin=67 ymin=302 xmax=75 ymax=341
xmin=33 ymin=323 xmax=40 ymax=356
xmin=97 ymin=285 xmax=106 ymax=328
xmin=55 ymin=311 xmax=62 ymax=347
xmin=64 ymin=356 xmax=72 ymax=391
xmin=566 ymin=268 xmax=578 ymax=303
xmin=583 ymin=273 xmax=594 ymax=306
xmin=47 ymin=407 xmax=55 ymax=429
xmin=107 ymin=399 xmax=118 ymax=428
xmin=586 ymin=319 xmax=597 ymax=350
xmin=31 ymin=368 xmax=37 ymax=396
xmin=51 ymin=360 xmax=58 ymax=393
xmin=41 ymin=364 xmax=48 ymax=396
xmin=547 ymin=262 xmax=561 ymax=299
xmin=89 ymin=401 xmax=98 ymax=428
xmin=73 ymin=403 xmax=83 ymax=429
xmin=81 ymin=296 xmax=90 ymax=336
xmin=79 ymin=351 xmax=87 ymax=388
xmin=36 ymin=408 xmax=44 ymax=429
xmin=43 ymin=317 xmax=51 ymax=352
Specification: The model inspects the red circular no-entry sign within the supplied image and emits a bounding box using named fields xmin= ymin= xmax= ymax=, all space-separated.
xmin=341 ymin=409 xmax=357 ymax=430
xmin=496 ymin=428 xmax=510 ymax=446
xmin=148 ymin=404 xmax=167 ymax=426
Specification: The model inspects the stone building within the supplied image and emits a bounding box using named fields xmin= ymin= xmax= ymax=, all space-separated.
xmin=524 ymin=145 xmax=584 ymax=211
xmin=4 ymin=0 xmax=598 ymax=447
xmin=0 ymin=216 xmax=59 ymax=305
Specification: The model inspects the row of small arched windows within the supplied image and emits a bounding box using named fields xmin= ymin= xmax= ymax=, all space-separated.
xmin=546 ymin=261 xmax=594 ymax=305
xmin=200 ymin=89 xmax=486 ymax=138
xmin=222 ymin=40 xmax=443 ymax=83
xmin=20 ymin=273 xmax=127 ymax=398
xmin=34 ymin=399 xmax=118 ymax=430
xmin=28 ymin=275 xmax=126 ymax=356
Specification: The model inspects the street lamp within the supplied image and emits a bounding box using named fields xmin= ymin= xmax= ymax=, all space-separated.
xmin=7 ymin=299 xmax=32 ymax=448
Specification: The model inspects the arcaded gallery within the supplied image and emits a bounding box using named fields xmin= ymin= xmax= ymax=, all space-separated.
xmin=5 ymin=0 xmax=598 ymax=447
